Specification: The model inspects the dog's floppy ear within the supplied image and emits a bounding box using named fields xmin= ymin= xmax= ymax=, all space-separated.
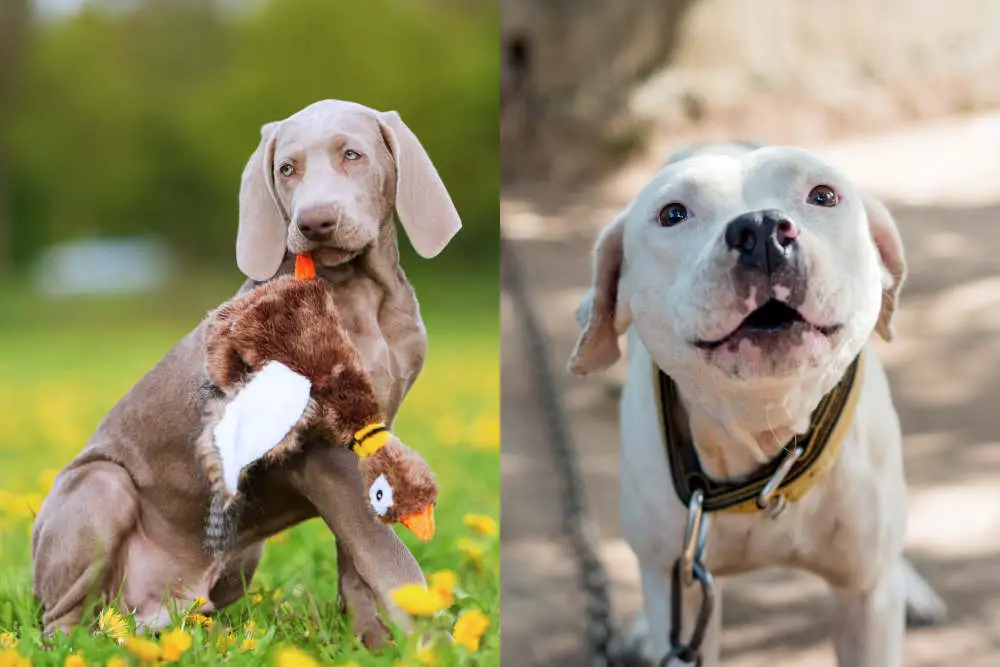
xmin=377 ymin=110 xmax=461 ymax=258
xmin=568 ymin=211 xmax=632 ymax=375
xmin=862 ymin=192 xmax=906 ymax=342
xmin=237 ymin=121 xmax=287 ymax=281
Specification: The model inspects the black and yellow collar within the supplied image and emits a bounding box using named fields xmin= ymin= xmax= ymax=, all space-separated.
xmin=654 ymin=351 xmax=865 ymax=514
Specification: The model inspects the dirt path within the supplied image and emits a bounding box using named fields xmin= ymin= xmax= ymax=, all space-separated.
xmin=500 ymin=114 xmax=1000 ymax=666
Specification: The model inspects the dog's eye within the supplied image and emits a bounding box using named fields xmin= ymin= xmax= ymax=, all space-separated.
xmin=278 ymin=163 xmax=295 ymax=177
xmin=344 ymin=149 xmax=363 ymax=161
xmin=657 ymin=202 xmax=689 ymax=227
xmin=368 ymin=474 xmax=394 ymax=517
xmin=808 ymin=185 xmax=838 ymax=207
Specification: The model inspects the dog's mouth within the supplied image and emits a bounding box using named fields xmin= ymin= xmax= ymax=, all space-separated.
xmin=695 ymin=299 xmax=841 ymax=350
xmin=292 ymin=244 xmax=367 ymax=268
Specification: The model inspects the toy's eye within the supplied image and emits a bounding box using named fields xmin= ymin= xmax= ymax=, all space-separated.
xmin=657 ymin=202 xmax=689 ymax=227
xmin=369 ymin=474 xmax=394 ymax=516
xmin=808 ymin=185 xmax=838 ymax=207
xmin=345 ymin=149 xmax=362 ymax=161
xmin=278 ymin=163 xmax=295 ymax=177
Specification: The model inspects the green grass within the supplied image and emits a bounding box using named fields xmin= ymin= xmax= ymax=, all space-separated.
xmin=0 ymin=269 xmax=499 ymax=666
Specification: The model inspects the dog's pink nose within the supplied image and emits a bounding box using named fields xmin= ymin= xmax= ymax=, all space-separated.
xmin=297 ymin=206 xmax=338 ymax=241
xmin=775 ymin=219 xmax=799 ymax=247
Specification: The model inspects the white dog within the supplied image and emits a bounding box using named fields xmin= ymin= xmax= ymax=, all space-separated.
xmin=569 ymin=143 xmax=946 ymax=666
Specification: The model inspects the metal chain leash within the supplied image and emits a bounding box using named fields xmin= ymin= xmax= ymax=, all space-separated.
xmin=663 ymin=490 xmax=715 ymax=667
xmin=502 ymin=236 xmax=623 ymax=666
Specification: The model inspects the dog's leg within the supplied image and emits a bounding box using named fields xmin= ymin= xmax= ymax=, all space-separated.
xmin=830 ymin=560 xmax=906 ymax=667
xmin=286 ymin=445 xmax=425 ymax=639
xmin=336 ymin=540 xmax=389 ymax=647
xmin=207 ymin=542 xmax=264 ymax=609
xmin=31 ymin=461 xmax=139 ymax=635
xmin=629 ymin=562 xmax=722 ymax=666
xmin=900 ymin=556 xmax=947 ymax=627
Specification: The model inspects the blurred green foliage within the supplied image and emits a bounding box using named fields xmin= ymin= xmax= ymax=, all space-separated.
xmin=0 ymin=0 xmax=499 ymax=275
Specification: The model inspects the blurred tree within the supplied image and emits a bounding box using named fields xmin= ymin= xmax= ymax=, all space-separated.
xmin=0 ymin=0 xmax=32 ymax=274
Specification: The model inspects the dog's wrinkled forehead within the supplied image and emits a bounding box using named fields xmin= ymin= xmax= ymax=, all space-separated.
xmin=274 ymin=101 xmax=386 ymax=159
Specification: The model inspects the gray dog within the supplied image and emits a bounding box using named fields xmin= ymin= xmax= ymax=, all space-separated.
xmin=31 ymin=100 xmax=461 ymax=645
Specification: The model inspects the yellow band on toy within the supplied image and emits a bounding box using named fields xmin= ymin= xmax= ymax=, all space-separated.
xmin=352 ymin=422 xmax=390 ymax=458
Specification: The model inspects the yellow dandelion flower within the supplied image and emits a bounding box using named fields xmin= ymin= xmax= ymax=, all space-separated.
xmin=457 ymin=537 xmax=485 ymax=558
xmin=453 ymin=609 xmax=490 ymax=652
xmin=106 ymin=657 xmax=127 ymax=667
xmin=123 ymin=636 xmax=162 ymax=662
xmin=240 ymin=638 xmax=258 ymax=651
xmin=188 ymin=596 xmax=207 ymax=612
xmin=0 ymin=648 xmax=30 ymax=667
xmin=185 ymin=613 xmax=213 ymax=628
xmin=215 ymin=632 xmax=236 ymax=654
xmin=250 ymin=593 xmax=263 ymax=604
xmin=471 ymin=416 xmax=500 ymax=450
xmin=273 ymin=645 xmax=319 ymax=667
xmin=462 ymin=514 xmax=498 ymax=537
xmin=0 ymin=634 xmax=15 ymax=648
xmin=457 ymin=537 xmax=486 ymax=570
xmin=428 ymin=570 xmax=457 ymax=595
xmin=244 ymin=620 xmax=257 ymax=637
xmin=272 ymin=588 xmax=283 ymax=601
xmin=64 ymin=655 xmax=85 ymax=667
xmin=98 ymin=607 xmax=129 ymax=640
xmin=415 ymin=644 xmax=436 ymax=666
xmin=390 ymin=584 xmax=451 ymax=617
xmin=160 ymin=628 xmax=192 ymax=661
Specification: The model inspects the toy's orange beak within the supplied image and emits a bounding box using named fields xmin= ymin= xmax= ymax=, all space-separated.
xmin=400 ymin=505 xmax=435 ymax=541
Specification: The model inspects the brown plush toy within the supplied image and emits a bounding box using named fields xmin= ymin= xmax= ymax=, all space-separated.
xmin=196 ymin=255 xmax=437 ymax=556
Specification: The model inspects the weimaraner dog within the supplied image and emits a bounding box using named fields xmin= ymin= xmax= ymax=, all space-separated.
xmin=31 ymin=99 xmax=461 ymax=645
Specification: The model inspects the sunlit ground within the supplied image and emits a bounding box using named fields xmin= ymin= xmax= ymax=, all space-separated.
xmin=0 ymin=267 xmax=499 ymax=666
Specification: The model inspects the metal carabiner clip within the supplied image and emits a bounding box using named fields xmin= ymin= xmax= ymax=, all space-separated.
xmin=681 ymin=489 xmax=709 ymax=587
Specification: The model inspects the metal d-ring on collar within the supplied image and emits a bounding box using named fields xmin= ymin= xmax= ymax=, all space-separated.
xmin=755 ymin=444 xmax=804 ymax=519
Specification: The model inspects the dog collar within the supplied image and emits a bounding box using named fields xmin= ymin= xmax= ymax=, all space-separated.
xmin=351 ymin=422 xmax=390 ymax=458
xmin=654 ymin=351 xmax=865 ymax=514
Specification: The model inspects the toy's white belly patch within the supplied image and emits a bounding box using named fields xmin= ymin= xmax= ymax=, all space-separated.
xmin=213 ymin=360 xmax=311 ymax=493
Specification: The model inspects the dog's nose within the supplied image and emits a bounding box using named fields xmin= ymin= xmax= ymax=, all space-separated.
xmin=296 ymin=206 xmax=338 ymax=241
xmin=724 ymin=209 xmax=799 ymax=275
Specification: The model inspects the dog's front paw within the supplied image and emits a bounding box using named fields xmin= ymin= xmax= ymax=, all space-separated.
xmin=354 ymin=614 xmax=390 ymax=648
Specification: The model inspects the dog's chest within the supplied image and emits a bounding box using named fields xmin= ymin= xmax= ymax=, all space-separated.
xmin=330 ymin=278 xmax=426 ymax=420
xmin=703 ymin=490 xmax=876 ymax=585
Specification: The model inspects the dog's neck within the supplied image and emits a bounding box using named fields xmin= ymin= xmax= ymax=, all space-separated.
xmin=671 ymin=357 xmax=856 ymax=480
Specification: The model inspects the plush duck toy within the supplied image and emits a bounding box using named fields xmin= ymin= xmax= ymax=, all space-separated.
xmin=196 ymin=254 xmax=437 ymax=556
